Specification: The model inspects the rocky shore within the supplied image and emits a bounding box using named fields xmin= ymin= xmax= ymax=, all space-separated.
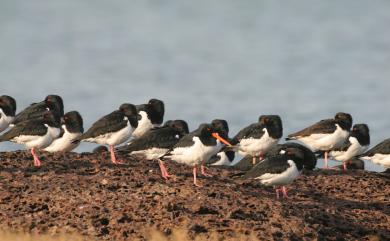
xmin=0 ymin=151 xmax=389 ymax=240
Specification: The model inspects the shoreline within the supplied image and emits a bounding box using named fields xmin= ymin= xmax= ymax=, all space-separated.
xmin=0 ymin=151 xmax=389 ymax=240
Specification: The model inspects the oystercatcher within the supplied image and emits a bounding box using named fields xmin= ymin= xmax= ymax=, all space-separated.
xmin=286 ymin=112 xmax=352 ymax=169
xmin=0 ymin=111 xmax=61 ymax=166
xmin=44 ymin=111 xmax=84 ymax=152
xmin=79 ymin=103 xmax=139 ymax=164
xmin=162 ymin=123 xmax=231 ymax=186
xmin=243 ymin=147 xmax=305 ymax=199
xmin=230 ymin=115 xmax=283 ymax=165
xmin=117 ymin=120 xmax=189 ymax=179
xmin=329 ymin=124 xmax=370 ymax=170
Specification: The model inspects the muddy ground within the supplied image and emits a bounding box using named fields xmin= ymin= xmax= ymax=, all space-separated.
xmin=0 ymin=150 xmax=389 ymax=240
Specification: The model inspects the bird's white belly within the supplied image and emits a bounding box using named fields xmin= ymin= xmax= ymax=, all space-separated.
xmin=13 ymin=131 xmax=54 ymax=149
xmin=239 ymin=136 xmax=278 ymax=157
xmin=361 ymin=154 xmax=390 ymax=167
xmin=86 ymin=123 xmax=133 ymax=146
xmin=298 ymin=125 xmax=349 ymax=151
xmin=44 ymin=131 xmax=81 ymax=152
xmin=330 ymin=137 xmax=367 ymax=162
xmin=256 ymin=160 xmax=300 ymax=186
xmin=169 ymin=137 xmax=215 ymax=166
xmin=131 ymin=148 xmax=168 ymax=160
xmin=211 ymin=152 xmax=231 ymax=166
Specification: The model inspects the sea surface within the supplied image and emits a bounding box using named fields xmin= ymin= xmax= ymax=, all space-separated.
xmin=1 ymin=0 xmax=389 ymax=171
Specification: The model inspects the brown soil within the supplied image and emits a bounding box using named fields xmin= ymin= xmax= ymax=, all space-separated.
xmin=0 ymin=150 xmax=389 ymax=240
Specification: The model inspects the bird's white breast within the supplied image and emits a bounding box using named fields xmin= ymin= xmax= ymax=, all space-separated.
xmin=238 ymin=128 xmax=278 ymax=156
xmin=296 ymin=124 xmax=349 ymax=151
xmin=132 ymin=111 xmax=154 ymax=138
xmin=44 ymin=125 xmax=81 ymax=152
xmin=256 ymin=160 xmax=301 ymax=186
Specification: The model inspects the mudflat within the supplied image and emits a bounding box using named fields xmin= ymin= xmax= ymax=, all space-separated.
xmin=0 ymin=151 xmax=389 ymax=240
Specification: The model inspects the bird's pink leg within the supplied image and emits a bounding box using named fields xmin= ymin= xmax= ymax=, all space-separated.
xmin=324 ymin=151 xmax=329 ymax=168
xmin=201 ymin=162 xmax=213 ymax=177
xmin=109 ymin=145 xmax=123 ymax=164
xmin=158 ymin=160 xmax=173 ymax=180
xmin=193 ymin=166 xmax=202 ymax=187
xmin=322 ymin=152 xmax=337 ymax=169
xmin=31 ymin=148 xmax=41 ymax=167
xmin=282 ymin=186 xmax=289 ymax=199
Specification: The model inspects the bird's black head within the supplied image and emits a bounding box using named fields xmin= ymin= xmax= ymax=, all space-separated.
xmin=198 ymin=123 xmax=214 ymax=137
xmin=260 ymin=115 xmax=283 ymax=139
xmin=168 ymin=120 xmax=190 ymax=135
xmin=351 ymin=123 xmax=370 ymax=146
xmin=119 ymin=103 xmax=139 ymax=128
xmin=334 ymin=112 xmax=353 ymax=130
xmin=197 ymin=123 xmax=232 ymax=146
xmin=281 ymin=147 xmax=305 ymax=170
xmin=44 ymin=95 xmax=64 ymax=116
xmin=62 ymin=111 xmax=84 ymax=133
xmin=148 ymin=98 xmax=164 ymax=124
xmin=43 ymin=111 xmax=61 ymax=128
xmin=211 ymin=119 xmax=229 ymax=139
xmin=0 ymin=95 xmax=17 ymax=116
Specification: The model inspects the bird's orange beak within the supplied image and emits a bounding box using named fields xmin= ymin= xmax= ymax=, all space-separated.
xmin=212 ymin=133 xmax=232 ymax=146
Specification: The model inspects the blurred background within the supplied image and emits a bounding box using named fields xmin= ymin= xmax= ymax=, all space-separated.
xmin=1 ymin=0 xmax=389 ymax=171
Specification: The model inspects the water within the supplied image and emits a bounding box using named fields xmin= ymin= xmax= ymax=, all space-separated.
xmin=1 ymin=0 xmax=389 ymax=171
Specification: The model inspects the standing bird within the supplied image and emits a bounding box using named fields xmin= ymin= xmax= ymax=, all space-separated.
xmin=44 ymin=111 xmax=84 ymax=152
xmin=359 ymin=138 xmax=390 ymax=168
xmin=116 ymin=120 xmax=189 ymax=179
xmin=0 ymin=95 xmax=17 ymax=132
xmin=79 ymin=103 xmax=139 ymax=164
xmin=12 ymin=95 xmax=64 ymax=125
xmin=0 ymin=111 xmax=61 ymax=166
xmin=286 ymin=112 xmax=352 ymax=169
xmin=329 ymin=124 xmax=370 ymax=170
xmin=200 ymin=119 xmax=232 ymax=176
xmin=162 ymin=123 xmax=231 ymax=187
xmin=230 ymin=115 xmax=283 ymax=165
xmin=242 ymin=147 xmax=305 ymax=199
xmin=132 ymin=99 xmax=165 ymax=138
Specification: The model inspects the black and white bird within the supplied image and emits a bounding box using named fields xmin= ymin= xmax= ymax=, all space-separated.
xmin=233 ymin=142 xmax=317 ymax=171
xmin=0 ymin=111 xmax=61 ymax=166
xmin=116 ymin=120 xmax=189 ymax=179
xmin=44 ymin=111 xmax=84 ymax=153
xmin=243 ymin=147 xmax=305 ymax=199
xmin=286 ymin=112 xmax=352 ymax=169
xmin=0 ymin=95 xmax=17 ymax=132
xmin=329 ymin=124 xmax=370 ymax=170
xmin=162 ymin=123 xmax=231 ymax=186
xmin=230 ymin=115 xmax=283 ymax=165
xmin=79 ymin=103 xmax=139 ymax=164
xmin=359 ymin=138 xmax=390 ymax=168
xmin=132 ymin=99 xmax=165 ymax=138
xmin=203 ymin=119 xmax=234 ymax=168
xmin=12 ymin=95 xmax=64 ymax=125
